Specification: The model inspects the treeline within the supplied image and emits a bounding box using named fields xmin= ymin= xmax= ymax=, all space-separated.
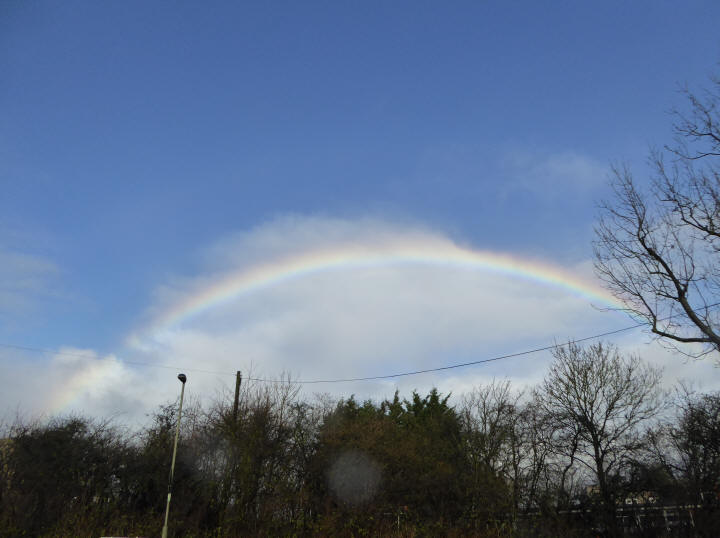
xmin=1 ymin=343 xmax=720 ymax=537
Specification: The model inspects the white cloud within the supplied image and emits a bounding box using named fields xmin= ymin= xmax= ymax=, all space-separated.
xmin=0 ymin=346 xmax=156 ymax=423
xmin=611 ymin=334 xmax=720 ymax=393
xmin=0 ymin=246 xmax=59 ymax=318
xmin=198 ymin=214 xmax=442 ymax=269
xmin=121 ymin=216 xmax=644 ymax=412
xmin=8 ymin=216 xmax=718 ymax=424
xmin=500 ymin=149 xmax=607 ymax=197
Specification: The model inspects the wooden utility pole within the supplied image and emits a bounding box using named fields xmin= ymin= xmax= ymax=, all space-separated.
xmin=232 ymin=370 xmax=242 ymax=422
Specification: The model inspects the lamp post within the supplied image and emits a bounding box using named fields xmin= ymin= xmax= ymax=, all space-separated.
xmin=161 ymin=373 xmax=187 ymax=538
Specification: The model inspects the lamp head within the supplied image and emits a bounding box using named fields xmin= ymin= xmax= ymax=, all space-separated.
xmin=178 ymin=373 xmax=187 ymax=384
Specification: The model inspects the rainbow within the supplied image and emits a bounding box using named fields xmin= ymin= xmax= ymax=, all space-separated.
xmin=49 ymin=242 xmax=621 ymax=416
xmin=144 ymin=240 xmax=622 ymax=338
xmin=46 ymin=352 xmax=122 ymax=415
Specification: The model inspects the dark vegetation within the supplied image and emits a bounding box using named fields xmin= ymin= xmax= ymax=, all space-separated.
xmin=2 ymin=343 xmax=720 ymax=537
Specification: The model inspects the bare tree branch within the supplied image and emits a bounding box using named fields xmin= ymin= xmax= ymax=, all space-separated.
xmin=594 ymin=74 xmax=720 ymax=359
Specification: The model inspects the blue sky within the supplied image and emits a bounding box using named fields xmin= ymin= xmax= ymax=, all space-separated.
xmin=2 ymin=2 xmax=720 ymax=419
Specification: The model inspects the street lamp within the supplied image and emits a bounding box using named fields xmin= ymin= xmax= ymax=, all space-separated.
xmin=161 ymin=373 xmax=187 ymax=538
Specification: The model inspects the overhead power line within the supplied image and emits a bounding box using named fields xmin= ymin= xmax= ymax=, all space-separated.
xmin=3 ymin=302 xmax=718 ymax=384
xmin=254 ymin=301 xmax=720 ymax=383
xmin=246 ymin=322 xmax=646 ymax=384
xmin=0 ymin=322 xmax=648 ymax=384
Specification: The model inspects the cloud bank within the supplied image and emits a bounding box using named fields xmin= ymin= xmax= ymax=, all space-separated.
xmin=121 ymin=216 xmax=628 ymax=414
xmin=4 ymin=216 xmax=719 ymax=423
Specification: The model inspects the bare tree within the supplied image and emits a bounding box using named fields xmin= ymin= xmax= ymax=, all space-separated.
xmin=460 ymin=380 xmax=524 ymax=519
xmin=537 ymin=342 xmax=666 ymax=534
xmin=460 ymin=380 xmax=523 ymax=477
xmin=651 ymin=386 xmax=720 ymax=503
xmin=595 ymin=73 xmax=720 ymax=358
xmin=516 ymin=398 xmax=557 ymax=513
